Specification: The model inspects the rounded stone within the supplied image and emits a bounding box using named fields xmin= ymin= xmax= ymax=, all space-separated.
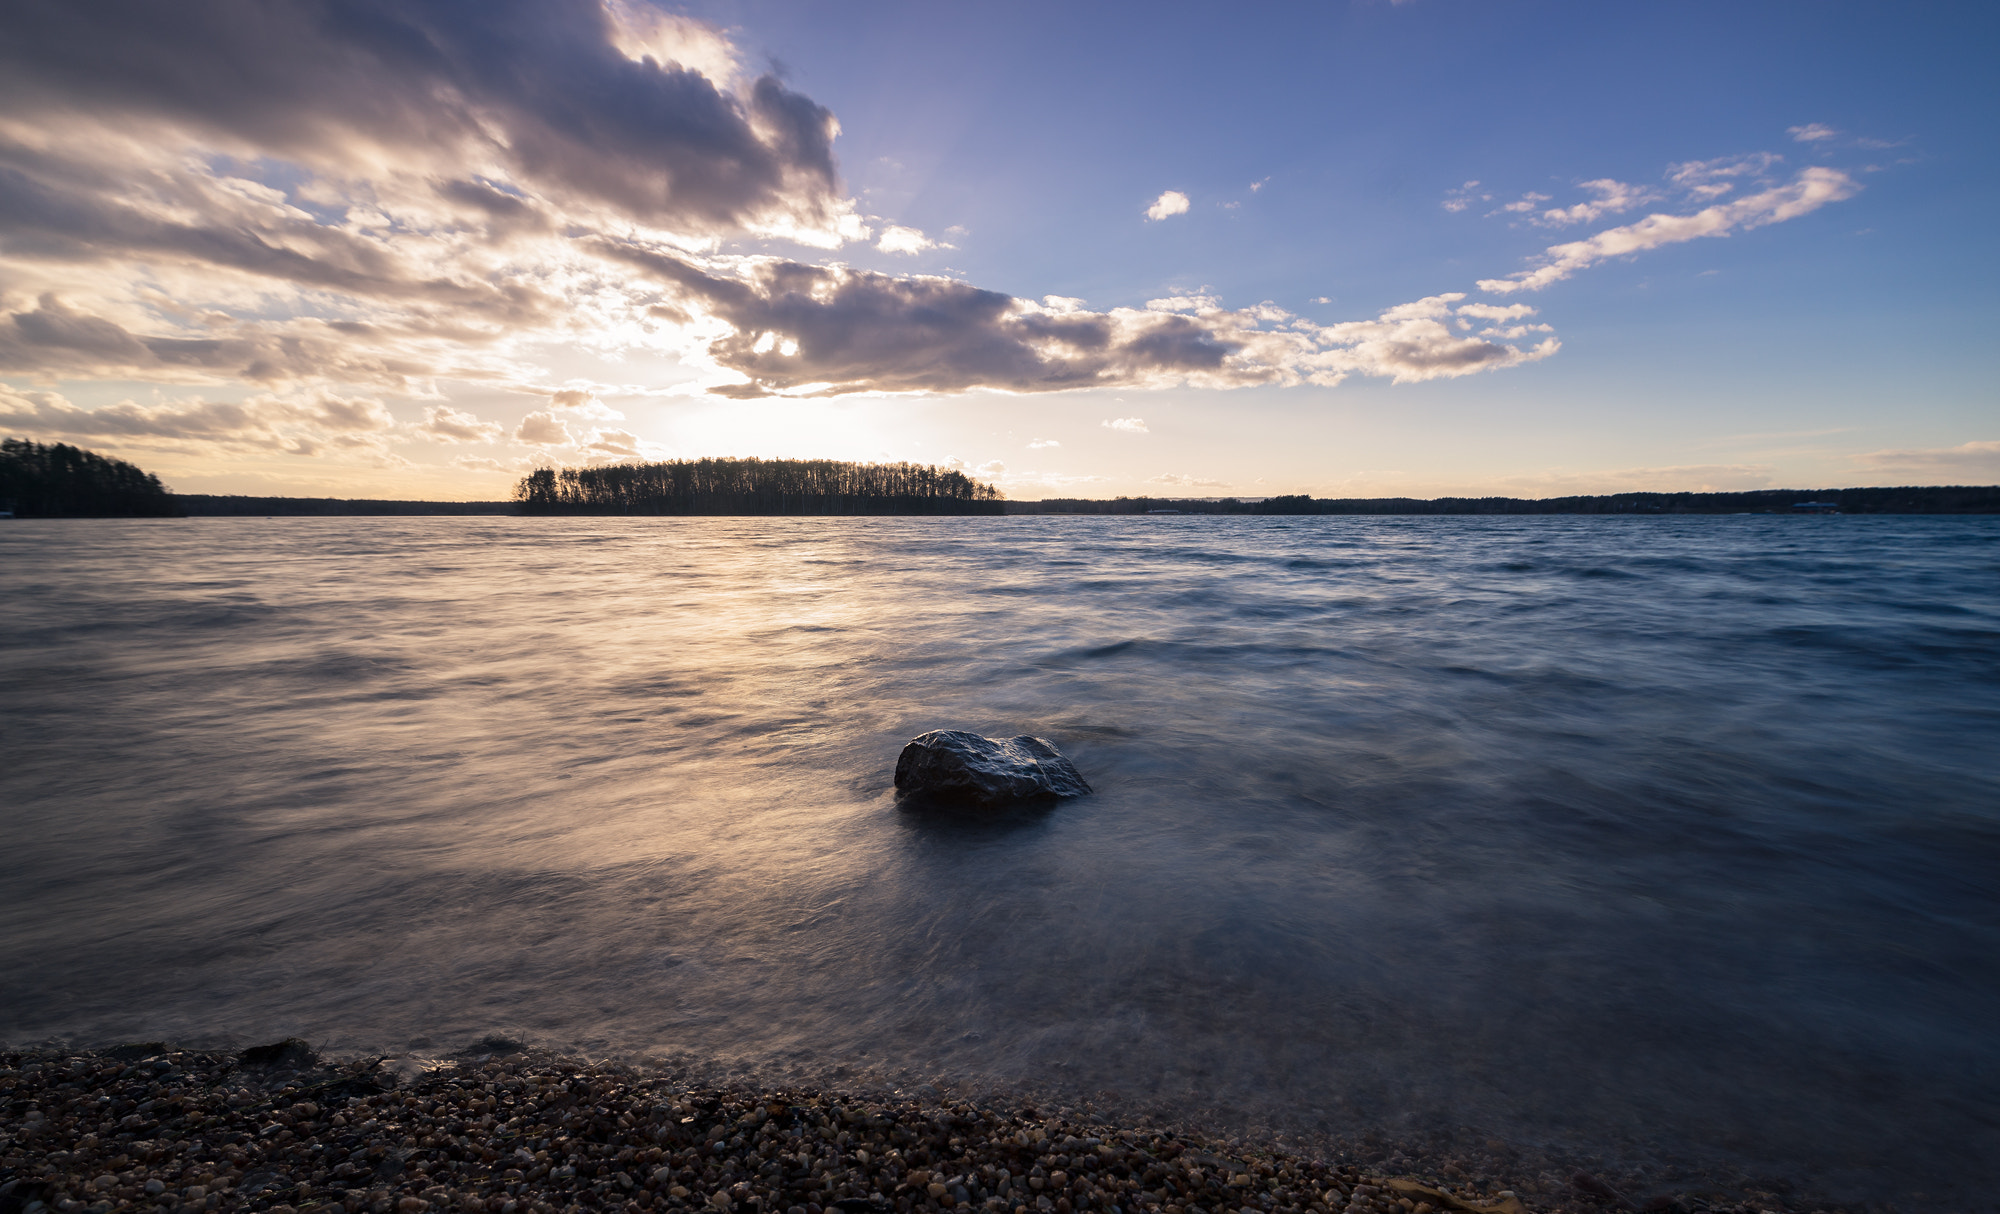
xmin=894 ymin=731 xmax=1091 ymax=807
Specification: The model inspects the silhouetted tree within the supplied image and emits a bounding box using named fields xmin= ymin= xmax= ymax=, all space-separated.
xmin=0 ymin=439 xmax=179 ymax=517
xmin=514 ymin=457 xmax=1006 ymax=515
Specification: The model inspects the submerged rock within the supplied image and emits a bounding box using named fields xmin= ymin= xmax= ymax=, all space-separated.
xmin=894 ymin=730 xmax=1090 ymax=806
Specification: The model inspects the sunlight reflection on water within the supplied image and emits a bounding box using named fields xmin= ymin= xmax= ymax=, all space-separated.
xmin=2 ymin=514 xmax=1997 ymax=1199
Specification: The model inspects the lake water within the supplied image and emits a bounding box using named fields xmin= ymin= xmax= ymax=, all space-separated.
xmin=3 ymin=515 xmax=1996 ymax=1202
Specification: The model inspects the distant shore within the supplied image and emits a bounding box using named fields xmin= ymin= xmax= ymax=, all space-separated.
xmin=135 ymin=486 xmax=2000 ymax=517
xmin=0 ymin=1044 xmax=1845 ymax=1214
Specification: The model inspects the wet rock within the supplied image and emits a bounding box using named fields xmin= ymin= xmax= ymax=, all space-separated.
xmin=239 ymin=1037 xmax=318 ymax=1070
xmin=894 ymin=730 xmax=1090 ymax=807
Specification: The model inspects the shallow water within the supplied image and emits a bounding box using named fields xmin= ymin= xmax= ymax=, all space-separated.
xmin=3 ymin=515 xmax=1997 ymax=1200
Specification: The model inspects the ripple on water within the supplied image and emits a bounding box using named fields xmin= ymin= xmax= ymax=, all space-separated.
xmin=0 ymin=513 xmax=1996 ymax=1203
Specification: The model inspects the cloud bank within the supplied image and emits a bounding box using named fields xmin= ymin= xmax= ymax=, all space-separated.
xmin=0 ymin=0 xmax=1870 ymax=468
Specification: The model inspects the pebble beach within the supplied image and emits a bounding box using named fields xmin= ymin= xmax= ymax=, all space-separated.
xmin=0 ymin=1044 xmax=1851 ymax=1214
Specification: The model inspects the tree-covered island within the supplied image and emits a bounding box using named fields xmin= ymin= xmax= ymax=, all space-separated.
xmin=514 ymin=457 xmax=1006 ymax=515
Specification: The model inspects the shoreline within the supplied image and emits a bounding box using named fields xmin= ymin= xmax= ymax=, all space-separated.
xmin=0 ymin=1045 xmax=1851 ymax=1214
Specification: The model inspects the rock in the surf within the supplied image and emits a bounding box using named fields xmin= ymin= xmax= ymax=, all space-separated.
xmin=894 ymin=729 xmax=1091 ymax=806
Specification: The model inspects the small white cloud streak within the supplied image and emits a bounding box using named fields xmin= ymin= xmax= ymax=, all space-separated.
xmin=1455 ymin=303 xmax=1538 ymax=322
xmin=1103 ymin=417 xmax=1149 ymax=433
xmin=451 ymin=454 xmax=526 ymax=474
xmin=1145 ymin=191 xmax=1191 ymax=221
xmin=417 ymin=404 xmax=503 ymax=443
xmin=1478 ymin=167 xmax=1859 ymax=294
xmin=1788 ymin=123 xmax=1840 ymax=143
xmin=1853 ymin=440 xmax=2000 ymax=476
xmin=1027 ymin=438 xmax=1060 ymax=449
xmin=538 ymin=389 xmax=623 ymax=419
xmin=1535 ymin=180 xmax=1656 ymax=226
xmin=1441 ymin=181 xmax=1491 ymax=213
xmin=1667 ymin=152 xmax=1784 ymax=200
xmin=876 ymin=225 xmax=935 ymax=255
xmin=1148 ymin=471 xmax=1231 ymax=489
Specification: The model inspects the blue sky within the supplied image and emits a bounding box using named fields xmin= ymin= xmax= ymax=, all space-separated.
xmin=0 ymin=0 xmax=1992 ymax=498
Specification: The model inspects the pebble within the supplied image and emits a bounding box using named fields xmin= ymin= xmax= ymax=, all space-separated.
xmin=0 ymin=1046 xmax=1846 ymax=1214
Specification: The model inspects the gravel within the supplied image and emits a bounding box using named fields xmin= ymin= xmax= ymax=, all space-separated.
xmin=0 ymin=1046 xmax=1848 ymax=1214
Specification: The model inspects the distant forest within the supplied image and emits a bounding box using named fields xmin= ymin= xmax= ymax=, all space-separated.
xmin=4 ymin=436 xmax=1995 ymax=518
xmin=515 ymin=457 xmax=1006 ymax=515
xmin=1007 ymin=485 xmax=2000 ymax=515
xmin=0 ymin=439 xmax=178 ymax=517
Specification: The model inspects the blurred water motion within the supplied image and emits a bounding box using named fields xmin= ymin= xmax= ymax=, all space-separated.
xmin=2 ymin=515 xmax=1997 ymax=1198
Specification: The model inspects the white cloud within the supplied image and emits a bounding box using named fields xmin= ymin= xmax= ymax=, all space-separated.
xmin=1534 ymin=179 xmax=1657 ymax=226
xmin=450 ymin=455 xmax=523 ymax=474
xmin=1103 ymin=417 xmax=1149 ymax=433
xmin=417 ymin=404 xmax=503 ymax=443
xmin=1441 ymin=180 xmax=1492 ymax=213
xmin=1304 ymin=294 xmax=1558 ymax=384
xmin=1667 ymin=152 xmax=1785 ymax=200
xmin=577 ymin=426 xmax=664 ymax=462
xmin=1498 ymin=192 xmax=1553 ymax=214
xmin=976 ymin=459 xmax=1006 ymax=476
xmin=1148 ymin=472 xmax=1231 ymax=489
xmin=513 ymin=410 xmax=573 ymax=446
xmin=876 ymin=225 xmax=935 ymax=255
xmin=1478 ymin=167 xmax=1859 ymax=294
xmin=1145 ymin=191 xmax=1191 ymax=221
xmin=542 ymin=389 xmax=623 ymax=419
xmin=1146 ymin=294 xmax=1221 ymax=313
xmin=1027 ymin=438 xmax=1060 ymax=449
xmin=1455 ymin=303 xmax=1538 ymax=322
xmin=1788 ymin=123 xmax=1840 ymax=143
xmin=1853 ymin=440 xmax=2000 ymax=477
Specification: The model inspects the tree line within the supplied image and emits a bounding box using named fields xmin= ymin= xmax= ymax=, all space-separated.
xmin=514 ymin=457 xmax=1006 ymax=515
xmin=1004 ymin=486 xmax=2000 ymax=515
xmin=0 ymin=439 xmax=179 ymax=517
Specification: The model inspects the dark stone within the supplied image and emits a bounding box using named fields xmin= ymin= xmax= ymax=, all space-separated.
xmin=893 ymin=730 xmax=1090 ymax=807
xmin=0 ymin=1179 xmax=54 ymax=1214
xmin=105 ymin=1042 xmax=167 ymax=1061
xmin=239 ymin=1037 xmax=318 ymax=1070
xmin=303 ymin=1072 xmax=389 ymax=1101
xmin=460 ymin=1034 xmax=526 ymax=1056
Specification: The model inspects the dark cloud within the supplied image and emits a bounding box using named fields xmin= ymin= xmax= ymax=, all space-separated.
xmin=598 ymin=242 xmax=1261 ymax=397
xmin=0 ymin=1 xmax=1561 ymax=412
xmin=0 ymin=0 xmax=842 ymax=234
xmin=0 ymin=150 xmax=557 ymax=323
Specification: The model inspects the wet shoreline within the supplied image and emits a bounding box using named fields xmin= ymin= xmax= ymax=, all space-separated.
xmin=0 ymin=1044 xmax=1851 ymax=1214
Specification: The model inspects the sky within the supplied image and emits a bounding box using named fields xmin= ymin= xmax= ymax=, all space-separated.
xmin=0 ymin=0 xmax=1994 ymax=500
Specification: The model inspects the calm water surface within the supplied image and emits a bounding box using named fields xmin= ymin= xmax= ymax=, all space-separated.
xmin=3 ymin=516 xmax=1997 ymax=1200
